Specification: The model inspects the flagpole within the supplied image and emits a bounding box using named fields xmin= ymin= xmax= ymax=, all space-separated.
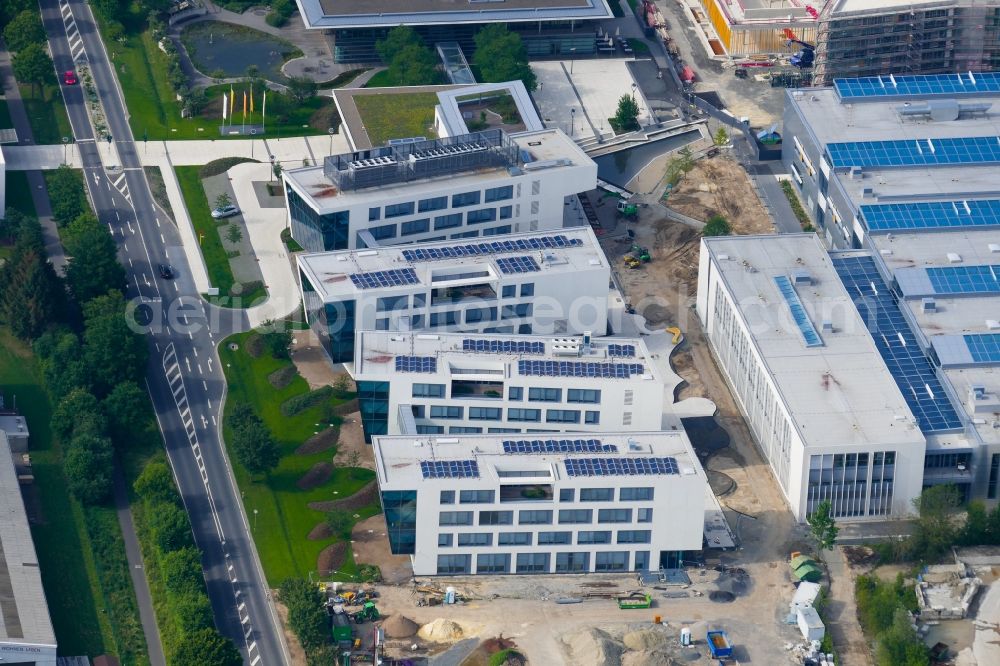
xmin=262 ymin=90 xmax=266 ymax=134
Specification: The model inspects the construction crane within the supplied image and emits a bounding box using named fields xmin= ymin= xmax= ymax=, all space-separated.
xmin=782 ymin=28 xmax=815 ymax=68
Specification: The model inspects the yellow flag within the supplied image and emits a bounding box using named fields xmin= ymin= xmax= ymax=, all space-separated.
xmin=230 ymin=86 xmax=234 ymax=113
xmin=243 ymin=91 xmax=247 ymax=117
xmin=250 ymin=91 xmax=254 ymax=114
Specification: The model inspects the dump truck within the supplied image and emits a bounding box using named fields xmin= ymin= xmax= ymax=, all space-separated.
xmin=617 ymin=593 xmax=652 ymax=609
xmin=707 ymin=630 xmax=733 ymax=659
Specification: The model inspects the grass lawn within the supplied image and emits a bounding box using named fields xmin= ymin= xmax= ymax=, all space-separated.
xmin=5 ymin=171 xmax=36 ymax=217
xmin=219 ymin=332 xmax=377 ymax=583
xmin=19 ymin=84 xmax=73 ymax=144
xmin=0 ymin=330 xmax=114 ymax=657
xmin=353 ymin=92 xmax=439 ymax=148
xmin=362 ymin=69 xmax=395 ymax=88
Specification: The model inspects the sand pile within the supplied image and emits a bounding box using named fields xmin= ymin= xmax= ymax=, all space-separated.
xmin=622 ymin=628 xmax=670 ymax=651
xmin=622 ymin=648 xmax=679 ymax=666
xmin=561 ymin=628 xmax=622 ymax=666
xmin=418 ymin=618 xmax=465 ymax=642
xmin=383 ymin=614 xmax=419 ymax=639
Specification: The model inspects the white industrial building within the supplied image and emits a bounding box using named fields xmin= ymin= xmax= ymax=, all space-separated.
xmin=297 ymin=227 xmax=612 ymax=363
xmin=373 ymin=431 xmax=707 ymax=575
xmin=282 ymin=128 xmax=596 ymax=254
xmin=697 ymin=234 xmax=927 ymax=522
xmin=351 ymin=330 xmax=665 ymax=441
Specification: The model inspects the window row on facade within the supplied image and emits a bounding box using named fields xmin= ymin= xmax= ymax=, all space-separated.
xmin=413 ymin=384 xmax=601 ymax=403
xmin=440 ymin=487 xmax=653 ymax=504
xmin=438 ymin=507 xmax=653 ymax=526
xmin=365 ymin=207 xmax=514 ymax=241
xmin=437 ymin=550 xmax=650 ymax=575
xmin=413 ymin=404 xmax=600 ymax=424
xmin=438 ymin=529 xmax=652 ymax=547
xmin=367 ymin=186 xmax=515 ymax=222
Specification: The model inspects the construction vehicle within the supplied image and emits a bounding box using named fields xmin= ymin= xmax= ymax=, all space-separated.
xmin=783 ymin=29 xmax=814 ymax=68
xmin=707 ymin=630 xmax=734 ymax=659
xmin=666 ymin=326 xmax=682 ymax=344
xmin=624 ymin=256 xmax=641 ymax=269
xmin=617 ymin=200 xmax=638 ymax=218
xmin=630 ymin=244 xmax=651 ymax=262
xmin=351 ymin=601 xmax=381 ymax=624
xmin=331 ymin=610 xmax=353 ymax=645
xmin=617 ymin=592 xmax=653 ymax=609
xmin=756 ymin=124 xmax=781 ymax=145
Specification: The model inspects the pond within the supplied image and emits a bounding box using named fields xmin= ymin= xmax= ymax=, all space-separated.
xmin=181 ymin=21 xmax=300 ymax=82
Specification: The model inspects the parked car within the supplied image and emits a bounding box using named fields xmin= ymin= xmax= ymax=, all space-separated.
xmin=158 ymin=263 xmax=175 ymax=279
xmin=211 ymin=204 xmax=239 ymax=219
xmin=63 ymin=70 xmax=78 ymax=85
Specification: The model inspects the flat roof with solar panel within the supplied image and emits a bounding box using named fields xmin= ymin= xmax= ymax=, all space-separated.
xmin=932 ymin=334 xmax=1000 ymax=368
xmin=859 ymin=200 xmax=1000 ymax=233
xmin=835 ymin=72 xmax=1000 ymax=102
xmin=896 ymin=264 xmax=1000 ymax=298
xmin=826 ymin=136 xmax=1000 ymax=170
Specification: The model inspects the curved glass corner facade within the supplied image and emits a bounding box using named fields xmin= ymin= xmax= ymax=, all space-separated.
xmin=288 ymin=186 xmax=350 ymax=252
xmin=381 ymin=490 xmax=417 ymax=555
xmin=301 ymin=269 xmax=357 ymax=363
xmin=358 ymin=381 xmax=389 ymax=442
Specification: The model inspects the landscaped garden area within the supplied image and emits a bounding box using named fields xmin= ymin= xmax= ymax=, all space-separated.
xmin=352 ymin=91 xmax=439 ymax=147
xmin=180 ymin=22 xmax=301 ymax=82
xmin=219 ymin=331 xmax=380 ymax=583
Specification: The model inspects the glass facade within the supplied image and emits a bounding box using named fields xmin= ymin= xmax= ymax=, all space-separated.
xmin=357 ymin=381 xmax=389 ymax=441
xmin=381 ymin=490 xmax=417 ymax=555
xmin=807 ymin=451 xmax=896 ymax=518
xmin=287 ymin=187 xmax=349 ymax=252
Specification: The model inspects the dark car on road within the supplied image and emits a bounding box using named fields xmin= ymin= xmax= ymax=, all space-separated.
xmin=158 ymin=263 xmax=175 ymax=279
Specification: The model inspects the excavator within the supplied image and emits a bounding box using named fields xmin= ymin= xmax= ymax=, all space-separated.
xmin=783 ymin=28 xmax=815 ymax=68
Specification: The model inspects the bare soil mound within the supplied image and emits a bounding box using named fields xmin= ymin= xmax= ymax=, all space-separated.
xmin=244 ymin=333 xmax=264 ymax=358
xmin=561 ymin=627 xmax=622 ymax=666
xmin=308 ymin=480 xmax=378 ymax=512
xmin=268 ymin=366 xmax=298 ymax=389
xmin=418 ymin=618 xmax=465 ymax=642
xmin=307 ymin=522 xmax=332 ymax=541
xmin=296 ymin=427 xmax=339 ymax=455
xmin=296 ymin=461 xmax=333 ymax=490
xmin=382 ymin=614 xmax=419 ymax=639
xmin=317 ymin=541 xmax=347 ymax=575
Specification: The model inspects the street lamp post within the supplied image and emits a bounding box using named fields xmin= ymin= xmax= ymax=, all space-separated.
xmin=570 ymin=108 xmax=576 ymax=137
xmin=253 ymin=508 xmax=259 ymax=531
xmin=269 ymin=154 xmax=276 ymax=182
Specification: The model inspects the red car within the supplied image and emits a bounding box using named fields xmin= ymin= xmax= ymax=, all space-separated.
xmin=63 ymin=70 xmax=78 ymax=85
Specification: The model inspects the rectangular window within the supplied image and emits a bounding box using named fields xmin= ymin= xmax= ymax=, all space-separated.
xmin=452 ymin=191 xmax=481 ymax=208
xmin=516 ymin=552 xmax=550 ymax=573
xmin=483 ymin=225 xmax=511 ymax=237
xmin=617 ymin=530 xmax=651 ymax=544
xmin=577 ymin=530 xmax=612 ymax=544
xmin=558 ymin=509 xmax=592 ymax=524
xmin=990 ymin=454 xmax=1000 ymax=500
xmin=457 ymin=532 xmax=493 ymax=547
xmin=567 ymin=389 xmax=601 ymax=403
xmin=439 ymin=511 xmax=473 ymax=526
xmin=508 ymin=386 xmax=523 ymax=401
xmin=520 ymin=283 xmax=534 ymax=297
xmin=416 ymin=425 xmax=444 ymax=434
xmin=555 ymin=552 xmax=589 ymax=573
xmin=479 ymin=510 xmax=513 ymax=525
xmin=436 ymin=554 xmax=471 ymax=574
xmin=375 ymin=318 xmax=389 ymax=330
xmin=430 ymin=405 xmax=463 ymax=419
xmin=620 ymin=487 xmax=654 ymax=501
xmin=599 ymin=508 xmax=632 ymax=523
xmin=413 ymin=293 xmax=426 ymax=308
xmin=485 ymin=185 xmax=513 ymax=202
xmin=502 ymin=285 xmax=516 ymax=298
xmin=594 ymin=551 xmax=629 ymax=572
xmin=411 ymin=314 xmax=425 ymax=328
xmin=529 ymin=388 xmax=562 ymax=402
xmin=507 ymin=408 xmax=541 ymax=422
xmin=469 ymin=407 xmax=502 ymax=421
xmin=559 ymin=488 xmax=575 ymax=502
xmin=637 ymin=508 xmax=653 ymax=523
xmin=537 ymin=531 xmax=572 ymax=545
xmin=369 ymin=223 xmax=397 ymax=240
xmin=413 ymin=383 xmax=446 ymax=398
xmin=452 ymin=230 xmax=478 ymax=239
xmin=498 ymin=532 xmax=533 ymax=546
xmin=546 ymin=409 xmax=580 ymax=424
xmin=489 ymin=427 xmax=520 ymax=433
xmin=634 ymin=551 xmax=650 ymax=571
xmin=465 ymin=307 xmax=497 ymax=323
xmin=440 ymin=490 xmax=455 ymax=504
xmin=518 ymin=510 xmax=553 ymax=525
xmin=460 ymin=490 xmax=495 ymax=504
xmin=368 ymin=207 xmax=380 ymax=221
xmin=476 ymin=553 xmax=510 ymax=574
xmin=429 ymin=310 xmax=459 ymax=326
xmin=579 ymin=488 xmax=614 ymax=502
xmin=438 ymin=533 xmax=452 ymax=547
xmin=434 ymin=213 xmax=463 ymax=230
xmin=499 ymin=205 xmax=513 ymax=220
xmin=585 ymin=411 xmax=600 ymax=425
xmin=418 ymin=196 xmax=448 ymax=213
xmin=449 ymin=426 xmax=482 ymax=434
xmin=411 ymin=405 xmax=425 ymax=418
xmin=377 ymin=295 xmax=408 ymax=312
xmin=467 ymin=208 xmax=497 ymax=224
xmin=401 ymin=218 xmax=430 ymax=235
xmin=384 ymin=202 xmax=415 ymax=218
xmin=502 ymin=303 xmax=532 ymax=319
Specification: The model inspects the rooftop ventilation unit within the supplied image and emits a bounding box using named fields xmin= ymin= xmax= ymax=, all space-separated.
xmin=862 ymin=187 xmax=875 ymax=199
xmin=987 ymin=320 xmax=1000 ymax=330
xmin=921 ymin=297 xmax=937 ymax=313
xmin=551 ymin=344 xmax=581 ymax=357
xmin=849 ymin=167 xmax=863 ymax=180
xmin=947 ymin=252 xmax=962 ymax=263
xmin=792 ymin=269 xmax=813 ymax=286
xmin=990 ymin=244 xmax=1000 ymax=253
xmin=821 ymin=320 xmax=834 ymax=332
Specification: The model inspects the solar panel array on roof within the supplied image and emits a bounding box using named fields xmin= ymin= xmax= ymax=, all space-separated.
xmin=518 ymin=360 xmax=645 ymax=378
xmin=502 ymin=439 xmax=618 ymax=454
xmin=395 ymin=356 xmax=437 ymax=373
xmin=927 ymin=265 xmax=1000 ymax=295
xmin=834 ymin=72 xmax=1000 ymax=100
xmin=462 ymin=339 xmax=545 ymax=354
xmin=400 ymin=235 xmax=583 ymax=262
xmin=349 ymin=268 xmax=419 ymax=290
xmin=860 ymin=200 xmax=1000 ymax=232
xmin=496 ymin=256 xmax=540 ymax=274
xmin=774 ymin=275 xmax=824 ymax=347
xmin=826 ymin=136 xmax=1000 ymax=169
xmin=607 ymin=344 xmax=636 ymax=358
xmin=963 ymin=334 xmax=1000 ymax=364
xmin=420 ymin=460 xmax=480 ymax=479
xmin=564 ymin=457 xmax=679 ymax=477
xmin=833 ymin=255 xmax=963 ymax=433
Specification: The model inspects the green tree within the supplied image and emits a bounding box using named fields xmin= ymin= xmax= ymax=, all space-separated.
xmin=161 ymin=546 xmax=205 ymax=595
xmin=12 ymin=42 xmax=54 ymax=97
xmin=64 ymin=432 xmax=114 ymax=505
xmin=134 ymin=460 xmax=179 ymax=506
xmin=34 ymin=330 xmax=89 ymax=398
xmin=387 ymin=43 xmax=441 ymax=86
xmin=171 ymin=628 xmax=241 ymax=666
xmin=806 ymin=500 xmax=839 ymax=550
xmin=279 ymin=577 xmax=331 ymax=653
xmin=53 ymin=387 xmax=104 ymax=442
xmin=713 ymin=127 xmax=729 ymax=146
xmin=473 ymin=25 xmax=537 ymax=91
xmin=3 ymin=10 xmax=46 ymax=53
xmin=261 ymin=324 xmax=292 ymax=359
xmin=82 ymin=291 xmax=149 ymax=397
xmin=230 ymin=420 xmax=280 ymax=476
xmin=213 ymin=192 xmax=232 ymax=210
xmin=665 ymin=146 xmax=696 ymax=186
xmin=227 ymin=402 xmax=259 ymax=432
xmin=324 ymin=509 xmax=353 ymax=539
xmin=1 ymin=0 xmax=37 ymax=28
xmin=47 ymin=166 xmax=87 ymax=227
xmin=875 ymin=608 xmax=930 ymax=666
xmin=149 ymin=501 xmax=194 ymax=552
xmin=610 ymin=94 xmax=641 ymax=133
xmin=103 ymin=381 xmax=149 ymax=447
xmin=911 ymin=485 xmax=961 ymax=561
xmin=226 ymin=224 xmax=243 ymax=244
xmin=0 ymin=244 xmax=66 ymax=340
xmin=375 ymin=26 xmax=423 ymax=63
xmin=171 ymin=592 xmax=214 ymax=634
xmin=287 ymin=76 xmax=318 ymax=103
xmin=703 ymin=214 xmax=731 ymax=237
xmin=65 ymin=215 xmax=127 ymax=303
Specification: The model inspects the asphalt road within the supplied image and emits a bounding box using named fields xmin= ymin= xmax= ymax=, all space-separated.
xmin=40 ymin=0 xmax=287 ymax=663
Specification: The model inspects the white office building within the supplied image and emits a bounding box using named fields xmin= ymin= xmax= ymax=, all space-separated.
xmin=297 ymin=227 xmax=612 ymax=363
xmin=282 ymin=128 xmax=596 ymax=254
xmin=351 ymin=331 xmax=665 ymax=441
xmin=697 ymin=234 xmax=928 ymax=522
xmin=373 ymin=431 xmax=707 ymax=575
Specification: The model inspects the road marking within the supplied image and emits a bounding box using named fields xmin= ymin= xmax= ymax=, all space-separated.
xmin=208 ymin=358 xmax=214 ymax=371
xmin=115 ymin=211 xmax=121 ymax=221
xmin=193 ymin=348 xmax=199 ymax=357
xmin=185 ymin=357 xmax=191 ymax=372
xmin=160 ymin=233 xmax=165 ymax=243
xmin=238 ymin=602 xmax=246 ymax=612
xmin=250 ymin=653 xmax=262 ymax=665
xmin=202 ymin=380 xmax=208 ymax=390
xmin=211 ymin=415 xmax=217 ymax=426
xmin=127 ymin=221 xmax=134 ymax=234
xmin=188 ymin=330 xmax=193 ymax=340
xmin=128 ymin=257 xmax=133 ymax=267
xmin=156 ymin=218 xmax=161 ymax=227
xmin=207 ymin=398 xmax=213 ymax=409
xmin=174 ymin=281 xmax=179 ymax=292
xmin=197 ymin=363 xmax=203 ymax=374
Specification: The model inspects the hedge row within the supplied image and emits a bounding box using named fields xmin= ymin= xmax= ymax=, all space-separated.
xmin=280 ymin=385 xmax=335 ymax=417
